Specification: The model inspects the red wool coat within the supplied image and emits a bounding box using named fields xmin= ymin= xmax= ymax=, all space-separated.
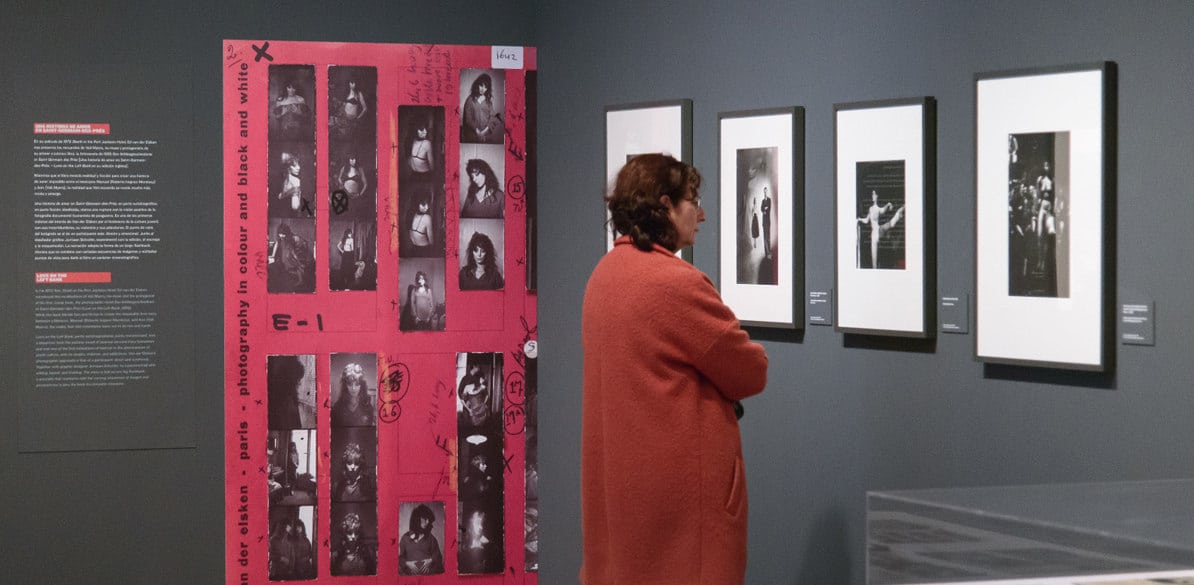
xmin=580 ymin=237 xmax=769 ymax=585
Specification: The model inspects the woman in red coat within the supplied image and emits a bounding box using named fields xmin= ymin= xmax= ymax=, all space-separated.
xmin=581 ymin=154 xmax=769 ymax=585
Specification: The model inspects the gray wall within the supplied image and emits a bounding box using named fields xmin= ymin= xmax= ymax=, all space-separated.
xmin=3 ymin=2 xmax=1194 ymax=585
xmin=533 ymin=2 xmax=1194 ymax=585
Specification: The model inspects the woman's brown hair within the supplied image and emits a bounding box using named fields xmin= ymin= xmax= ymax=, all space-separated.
xmin=606 ymin=153 xmax=701 ymax=252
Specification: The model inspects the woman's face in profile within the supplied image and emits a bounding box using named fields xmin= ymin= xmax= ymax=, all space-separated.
xmin=289 ymin=160 xmax=300 ymax=175
xmin=417 ymin=200 xmax=430 ymax=213
xmin=417 ymin=127 xmax=428 ymax=139
xmin=470 ymin=169 xmax=485 ymax=188
xmin=471 ymin=244 xmax=487 ymax=264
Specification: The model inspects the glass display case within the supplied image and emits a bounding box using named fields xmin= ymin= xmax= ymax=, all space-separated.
xmin=867 ymin=479 xmax=1194 ymax=585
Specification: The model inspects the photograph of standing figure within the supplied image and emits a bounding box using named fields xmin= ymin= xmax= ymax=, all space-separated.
xmin=1007 ymin=131 xmax=1070 ymax=298
xmin=736 ymin=147 xmax=778 ymax=285
xmin=855 ymin=160 xmax=906 ymax=270
xmin=459 ymin=69 xmax=505 ymax=144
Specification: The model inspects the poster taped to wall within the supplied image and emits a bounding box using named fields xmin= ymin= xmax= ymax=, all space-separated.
xmin=222 ymin=39 xmax=538 ymax=584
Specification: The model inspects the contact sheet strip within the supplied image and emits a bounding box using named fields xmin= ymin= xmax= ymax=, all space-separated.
xmin=223 ymin=40 xmax=537 ymax=585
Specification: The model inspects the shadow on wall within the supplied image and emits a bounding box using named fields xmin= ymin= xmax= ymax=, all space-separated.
xmin=795 ymin=507 xmax=851 ymax=585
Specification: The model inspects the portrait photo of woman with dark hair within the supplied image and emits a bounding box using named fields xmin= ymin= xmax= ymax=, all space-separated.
xmin=330 ymin=357 xmax=376 ymax=428
xmin=330 ymin=507 xmax=377 ymax=577
xmin=269 ymin=149 xmax=316 ymax=219
xmin=399 ymin=182 xmax=444 ymax=258
xmin=330 ymin=438 xmax=377 ymax=503
xmin=327 ymin=66 xmax=376 ymax=142
xmin=459 ymin=69 xmax=505 ymax=144
xmin=269 ymin=66 xmax=315 ymax=142
xmin=456 ymin=360 xmax=493 ymax=430
xmin=329 ymin=216 xmax=376 ymax=292
xmin=458 ymin=221 xmax=504 ymax=291
xmin=336 ymin=153 xmax=369 ymax=200
xmin=400 ymin=106 xmax=443 ymax=183
xmin=459 ymin=151 xmax=505 ymax=219
xmin=398 ymin=502 xmax=445 ymax=576
xmin=398 ymin=258 xmax=446 ymax=331
xmin=267 ymin=219 xmax=316 ymax=293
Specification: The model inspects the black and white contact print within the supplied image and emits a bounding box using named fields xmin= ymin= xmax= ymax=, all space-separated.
xmin=459 ymin=143 xmax=505 ymax=219
xmin=268 ymin=505 xmax=316 ymax=580
xmin=398 ymin=257 xmax=446 ymax=331
xmin=267 ymin=429 xmax=317 ymax=507
xmin=398 ymin=501 xmax=446 ymax=575
xmin=455 ymin=352 xmax=504 ymax=575
xmin=458 ymin=218 xmax=505 ymax=291
xmin=459 ymin=68 xmax=505 ymax=145
xmin=267 ymin=354 xmax=316 ymax=429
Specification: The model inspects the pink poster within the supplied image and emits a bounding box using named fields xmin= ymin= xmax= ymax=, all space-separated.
xmin=223 ymin=39 xmax=537 ymax=584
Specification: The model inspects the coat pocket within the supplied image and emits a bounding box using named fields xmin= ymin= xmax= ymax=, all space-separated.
xmin=723 ymin=455 xmax=745 ymax=515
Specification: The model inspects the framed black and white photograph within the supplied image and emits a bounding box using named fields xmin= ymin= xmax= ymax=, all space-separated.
xmin=604 ymin=100 xmax=692 ymax=257
xmin=834 ymin=97 xmax=936 ymax=337
xmin=717 ymin=107 xmax=805 ymax=329
xmin=975 ymin=62 xmax=1116 ymax=371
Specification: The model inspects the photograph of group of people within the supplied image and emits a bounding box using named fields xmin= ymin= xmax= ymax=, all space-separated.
xmin=1008 ymin=131 xmax=1070 ymax=298
xmin=855 ymin=160 xmax=907 ymax=270
xmin=266 ymin=355 xmax=317 ymax=580
xmin=268 ymin=65 xmax=318 ymax=293
xmin=327 ymin=66 xmax=378 ymax=292
xmin=328 ymin=353 xmax=379 ymax=577
xmin=456 ymin=352 xmax=505 ymax=574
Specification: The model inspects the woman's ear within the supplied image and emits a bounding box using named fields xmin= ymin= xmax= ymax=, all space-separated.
xmin=659 ymin=194 xmax=673 ymax=208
